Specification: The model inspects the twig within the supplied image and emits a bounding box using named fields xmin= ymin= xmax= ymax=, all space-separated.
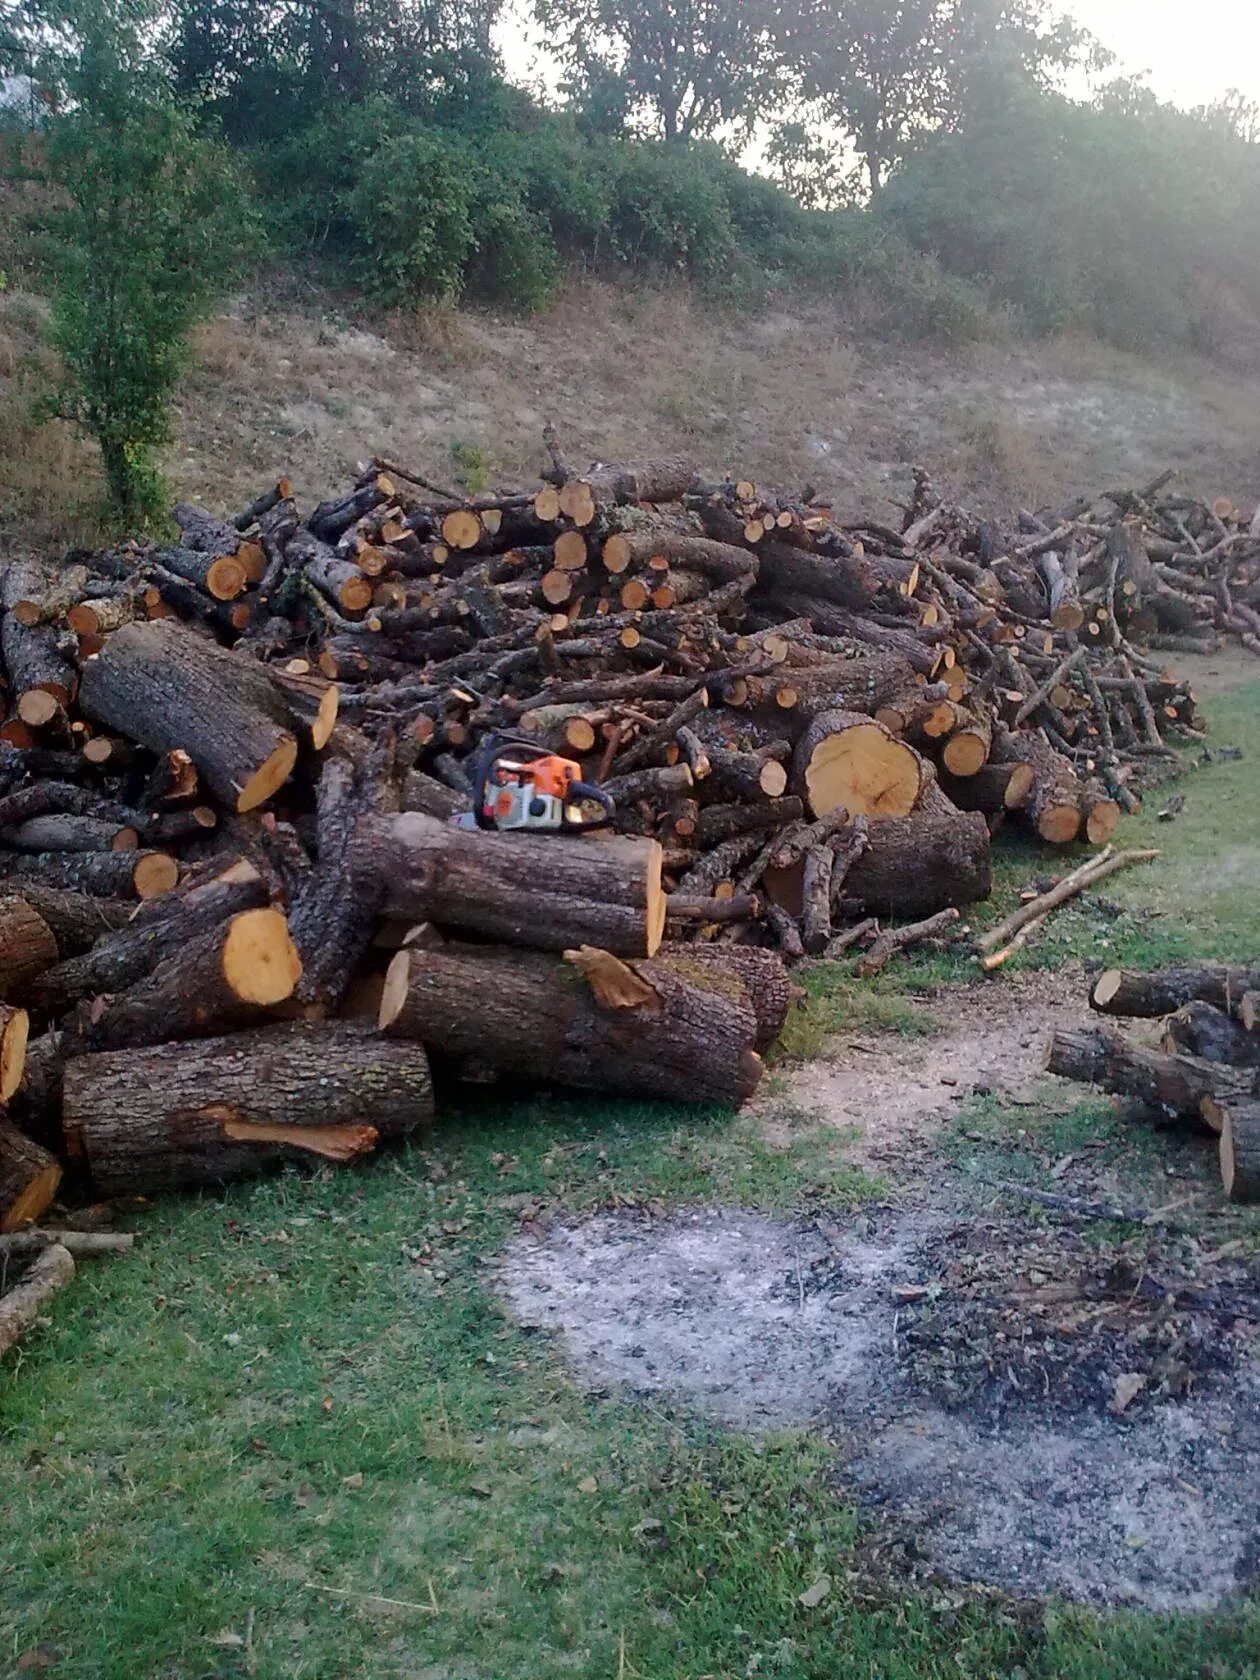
xmin=1013 ymin=646 xmax=1085 ymax=726
xmin=975 ymin=847 xmax=1159 ymax=958
xmin=303 ymin=1581 xmax=440 ymax=1614
xmin=855 ymin=907 xmax=960 ymax=976
xmin=0 ymin=1229 xmax=136 ymax=1257
xmin=982 ymin=1177 xmax=1150 ymax=1224
xmin=0 ymin=1243 xmax=75 ymax=1356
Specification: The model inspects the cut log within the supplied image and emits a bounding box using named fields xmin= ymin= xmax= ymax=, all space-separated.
xmin=1161 ymin=1001 xmax=1260 ymax=1068
xmin=1091 ymin=964 xmax=1260 ymax=1019
xmin=840 ymin=810 xmax=991 ymax=919
xmin=353 ymin=812 xmax=666 ymax=957
xmin=1046 ymin=1025 xmax=1254 ymax=1121
xmin=2 ymin=815 xmax=136 ymax=853
xmin=27 ymin=872 xmax=268 ymax=1013
xmin=705 ymin=747 xmax=788 ymax=801
xmin=1216 ymin=1101 xmax=1260 ymax=1203
xmin=0 ymin=849 xmax=178 ymax=899
xmin=65 ymin=907 xmax=301 ymax=1055
xmin=941 ymin=709 xmax=993 ymax=777
xmin=0 ymin=1119 xmax=60 ymax=1232
xmin=938 ymin=761 xmax=1034 ymax=814
xmin=62 ymin=1021 xmax=434 ymax=1195
xmin=380 ymin=942 xmax=762 ymax=1106
xmin=992 ymin=728 xmax=1082 ymax=844
xmin=78 ymin=620 xmax=299 ymax=812
xmin=661 ymin=943 xmax=795 ymax=1052
xmin=791 ymin=710 xmax=923 ymax=819
xmin=0 ymin=1241 xmax=74 ymax=1355
xmin=0 ymin=896 xmax=59 ymax=999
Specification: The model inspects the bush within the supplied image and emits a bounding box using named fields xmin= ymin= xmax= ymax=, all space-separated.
xmin=346 ymin=129 xmax=475 ymax=304
xmin=605 ymin=142 xmax=737 ymax=280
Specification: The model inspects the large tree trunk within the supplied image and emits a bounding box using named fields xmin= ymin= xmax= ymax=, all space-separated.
xmin=1047 ymin=1025 xmax=1255 ymax=1122
xmin=1161 ymin=1001 xmax=1260 ymax=1069
xmin=791 ymin=710 xmax=924 ymax=819
xmin=62 ymin=1021 xmax=434 ymax=1195
xmin=661 ymin=942 xmax=795 ymax=1053
xmin=353 ymin=813 xmax=667 ymax=957
xmin=380 ymin=941 xmax=762 ymax=1106
xmin=1091 ymin=964 xmax=1260 ymax=1019
xmin=0 ymin=1119 xmax=60 ymax=1232
xmin=839 ymin=810 xmax=992 ymax=919
xmin=78 ymin=619 xmax=299 ymax=812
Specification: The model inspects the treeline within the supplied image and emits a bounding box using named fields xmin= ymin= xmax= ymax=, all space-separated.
xmin=5 ymin=0 xmax=1260 ymax=518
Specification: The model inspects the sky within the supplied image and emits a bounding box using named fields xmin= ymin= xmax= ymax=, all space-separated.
xmin=1072 ymin=0 xmax=1260 ymax=106
xmin=497 ymin=0 xmax=1260 ymax=112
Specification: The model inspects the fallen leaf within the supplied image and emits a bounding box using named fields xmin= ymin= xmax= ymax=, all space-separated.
xmin=632 ymin=1516 xmax=664 ymax=1537
xmin=468 ymin=1482 xmax=493 ymax=1500
xmin=1110 ymin=1372 xmax=1147 ymax=1415
xmin=15 ymin=1648 xmax=60 ymax=1671
xmin=798 ymin=1574 xmax=831 ymax=1609
xmin=577 ymin=1475 xmax=599 ymax=1494
xmin=341 ymin=1471 xmax=364 ymax=1490
xmin=208 ymin=1630 xmax=244 ymax=1649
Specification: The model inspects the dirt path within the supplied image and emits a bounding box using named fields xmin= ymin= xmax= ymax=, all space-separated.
xmin=765 ymin=968 xmax=1092 ymax=1169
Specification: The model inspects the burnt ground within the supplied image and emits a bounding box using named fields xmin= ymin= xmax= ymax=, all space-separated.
xmin=500 ymin=1202 xmax=1260 ymax=1612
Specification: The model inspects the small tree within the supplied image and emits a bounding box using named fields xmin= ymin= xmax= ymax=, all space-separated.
xmin=42 ymin=2 xmax=248 ymax=524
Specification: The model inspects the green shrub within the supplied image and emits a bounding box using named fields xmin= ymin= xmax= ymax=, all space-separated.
xmin=605 ymin=142 xmax=737 ymax=279
xmin=346 ymin=129 xmax=475 ymax=304
xmin=466 ymin=192 xmax=559 ymax=311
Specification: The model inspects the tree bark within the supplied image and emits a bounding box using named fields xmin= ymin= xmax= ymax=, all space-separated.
xmin=1091 ymin=964 xmax=1260 ymax=1019
xmin=353 ymin=812 xmax=667 ymax=957
xmin=0 ymin=1120 xmax=60 ymax=1232
xmin=78 ymin=619 xmax=299 ymax=812
xmin=1217 ymin=1100 xmax=1260 ymax=1203
xmin=0 ymin=1241 xmax=74 ymax=1354
xmin=838 ymin=810 xmax=991 ymax=919
xmin=992 ymin=728 xmax=1082 ymax=844
xmin=62 ymin=1021 xmax=434 ymax=1195
xmin=1161 ymin=1001 xmax=1260 ymax=1069
xmin=1046 ymin=1025 xmax=1254 ymax=1122
xmin=0 ymin=896 xmax=59 ymax=999
xmin=380 ymin=941 xmax=762 ymax=1107
xmin=0 ymin=849 xmax=178 ymax=899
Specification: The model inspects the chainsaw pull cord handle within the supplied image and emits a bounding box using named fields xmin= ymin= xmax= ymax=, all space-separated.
xmin=564 ymin=782 xmax=616 ymax=829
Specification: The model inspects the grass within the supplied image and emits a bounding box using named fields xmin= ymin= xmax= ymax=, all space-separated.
xmin=5 ymin=1097 xmax=1260 ymax=1680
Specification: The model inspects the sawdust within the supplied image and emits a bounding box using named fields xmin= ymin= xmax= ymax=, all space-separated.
xmin=767 ymin=968 xmax=1093 ymax=1168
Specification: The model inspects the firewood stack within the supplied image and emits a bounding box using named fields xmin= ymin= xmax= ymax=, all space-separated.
xmin=1049 ymin=964 xmax=1260 ymax=1203
xmin=0 ymin=437 xmax=1249 ymax=1230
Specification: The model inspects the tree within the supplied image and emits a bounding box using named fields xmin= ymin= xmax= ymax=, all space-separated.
xmin=41 ymin=0 xmax=249 ymax=522
xmin=775 ymin=0 xmax=1097 ymax=197
xmin=533 ymin=0 xmax=787 ymax=144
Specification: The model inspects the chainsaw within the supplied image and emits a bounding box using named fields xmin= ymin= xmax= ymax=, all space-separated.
xmin=458 ymin=733 xmax=616 ymax=833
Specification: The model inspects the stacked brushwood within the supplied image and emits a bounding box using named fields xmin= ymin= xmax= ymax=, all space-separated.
xmin=1049 ymin=964 xmax=1260 ymax=1203
xmin=0 ymin=438 xmax=1249 ymax=1235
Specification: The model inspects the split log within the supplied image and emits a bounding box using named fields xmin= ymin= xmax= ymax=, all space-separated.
xmin=1161 ymin=1002 xmax=1260 ymax=1068
xmin=1214 ymin=1100 xmax=1260 ymax=1203
xmin=353 ymin=813 xmax=666 ymax=957
xmin=62 ymin=1021 xmax=434 ymax=1195
xmin=791 ymin=710 xmax=923 ymax=819
xmin=380 ymin=942 xmax=762 ymax=1106
xmin=0 ymin=1120 xmax=60 ymax=1232
xmin=64 ymin=907 xmax=302 ymax=1055
xmin=1091 ymin=964 xmax=1260 ymax=1019
xmin=78 ymin=620 xmax=299 ymax=812
xmin=0 ymin=1242 xmax=74 ymax=1355
xmin=1046 ymin=1025 xmax=1254 ymax=1122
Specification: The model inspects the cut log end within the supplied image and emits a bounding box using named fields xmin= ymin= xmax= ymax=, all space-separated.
xmin=1085 ymin=799 xmax=1122 ymax=846
xmin=801 ymin=719 xmax=921 ymax=819
xmin=1037 ymin=803 xmax=1083 ymax=845
xmin=132 ymin=853 xmax=180 ymax=899
xmin=0 ymin=1004 xmax=29 ymax=1103
xmin=1092 ymin=969 xmax=1124 ymax=1010
xmin=1219 ymin=1103 xmax=1260 ymax=1203
xmin=237 ymin=735 xmax=299 ymax=812
xmin=942 ymin=731 xmax=988 ymax=777
xmin=379 ymin=948 xmax=411 ymax=1032
xmin=223 ymin=908 xmax=303 ymax=1005
xmin=645 ymin=842 xmax=666 ymax=958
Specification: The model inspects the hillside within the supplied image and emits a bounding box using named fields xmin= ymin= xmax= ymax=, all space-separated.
xmin=3 ymin=274 xmax=1259 ymax=549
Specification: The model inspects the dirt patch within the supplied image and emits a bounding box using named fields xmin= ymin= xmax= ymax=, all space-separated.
xmin=768 ymin=968 xmax=1092 ymax=1169
xmin=500 ymin=1205 xmax=1260 ymax=1609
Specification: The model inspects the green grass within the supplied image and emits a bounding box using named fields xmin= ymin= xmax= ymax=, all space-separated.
xmin=3 ymin=681 xmax=1260 ymax=1679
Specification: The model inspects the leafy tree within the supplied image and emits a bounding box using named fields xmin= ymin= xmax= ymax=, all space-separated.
xmin=533 ymin=0 xmax=788 ymax=144
xmin=41 ymin=0 xmax=249 ymax=522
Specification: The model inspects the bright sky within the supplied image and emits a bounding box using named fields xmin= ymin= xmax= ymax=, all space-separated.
xmin=1072 ymin=0 xmax=1260 ymax=105
xmin=497 ymin=1 xmax=1259 ymax=111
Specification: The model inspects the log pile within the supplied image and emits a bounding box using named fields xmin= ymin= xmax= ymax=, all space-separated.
xmin=1048 ymin=963 xmax=1260 ymax=1203
xmin=0 ymin=438 xmax=1247 ymax=1244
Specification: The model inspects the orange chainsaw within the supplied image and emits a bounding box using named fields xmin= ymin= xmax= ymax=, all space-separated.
xmin=461 ymin=734 xmax=615 ymax=833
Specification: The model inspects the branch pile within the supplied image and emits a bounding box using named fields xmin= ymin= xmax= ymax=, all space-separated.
xmin=1049 ymin=963 xmax=1260 ymax=1203
xmin=0 ymin=438 xmax=1246 ymax=1247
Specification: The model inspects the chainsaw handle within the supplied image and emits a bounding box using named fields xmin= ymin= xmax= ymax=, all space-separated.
xmin=566 ymin=781 xmax=616 ymax=829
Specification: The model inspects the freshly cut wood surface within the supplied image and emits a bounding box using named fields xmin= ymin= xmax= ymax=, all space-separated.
xmin=62 ymin=1021 xmax=434 ymax=1195
xmin=354 ymin=812 xmax=667 ymax=957
xmin=1091 ymin=964 xmax=1260 ymax=1019
xmin=792 ymin=710 xmax=923 ymax=819
xmin=1217 ymin=1100 xmax=1260 ymax=1203
xmin=1047 ymin=1024 xmax=1254 ymax=1121
xmin=0 ymin=1119 xmax=60 ymax=1232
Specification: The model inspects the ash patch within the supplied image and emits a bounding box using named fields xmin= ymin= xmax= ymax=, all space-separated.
xmin=499 ymin=1206 xmax=1260 ymax=1609
xmin=501 ymin=1205 xmax=918 ymax=1431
